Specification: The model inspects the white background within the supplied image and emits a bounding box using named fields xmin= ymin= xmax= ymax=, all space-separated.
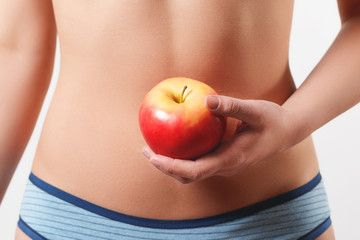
xmin=1 ymin=0 xmax=359 ymax=239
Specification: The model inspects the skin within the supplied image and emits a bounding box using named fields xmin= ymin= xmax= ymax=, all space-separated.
xmin=2 ymin=0 xmax=360 ymax=238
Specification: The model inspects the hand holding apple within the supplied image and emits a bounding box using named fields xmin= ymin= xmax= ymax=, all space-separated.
xmin=142 ymin=94 xmax=294 ymax=184
xmin=139 ymin=77 xmax=226 ymax=159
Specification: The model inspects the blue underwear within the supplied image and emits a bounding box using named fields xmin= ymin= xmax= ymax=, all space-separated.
xmin=18 ymin=172 xmax=331 ymax=240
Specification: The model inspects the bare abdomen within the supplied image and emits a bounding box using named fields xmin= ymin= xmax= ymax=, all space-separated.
xmin=31 ymin=0 xmax=319 ymax=220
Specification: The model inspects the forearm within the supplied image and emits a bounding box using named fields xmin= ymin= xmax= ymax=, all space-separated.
xmin=0 ymin=50 xmax=54 ymax=203
xmin=283 ymin=16 xmax=360 ymax=145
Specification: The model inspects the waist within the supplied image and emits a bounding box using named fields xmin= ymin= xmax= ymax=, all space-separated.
xmin=31 ymin=69 xmax=319 ymax=219
xmin=32 ymin=128 xmax=319 ymax=219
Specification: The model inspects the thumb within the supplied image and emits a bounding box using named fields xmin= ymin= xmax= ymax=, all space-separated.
xmin=205 ymin=95 xmax=263 ymax=125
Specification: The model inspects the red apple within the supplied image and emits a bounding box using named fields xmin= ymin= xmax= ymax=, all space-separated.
xmin=139 ymin=77 xmax=226 ymax=160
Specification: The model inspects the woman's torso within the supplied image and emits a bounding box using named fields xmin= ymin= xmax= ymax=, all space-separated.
xmin=32 ymin=0 xmax=319 ymax=219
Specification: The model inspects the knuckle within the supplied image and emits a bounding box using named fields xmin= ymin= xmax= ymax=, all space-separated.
xmin=223 ymin=101 xmax=240 ymax=115
xmin=166 ymin=159 xmax=176 ymax=175
xmin=190 ymin=164 xmax=207 ymax=180
xmin=223 ymin=150 xmax=246 ymax=170
xmin=256 ymin=103 xmax=268 ymax=124
xmin=237 ymin=150 xmax=247 ymax=164
xmin=224 ymin=157 xmax=240 ymax=169
xmin=255 ymin=100 xmax=279 ymax=126
xmin=190 ymin=169 xmax=202 ymax=180
xmin=247 ymin=100 xmax=262 ymax=118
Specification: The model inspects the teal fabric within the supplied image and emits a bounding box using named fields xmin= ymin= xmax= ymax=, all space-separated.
xmin=18 ymin=173 xmax=331 ymax=240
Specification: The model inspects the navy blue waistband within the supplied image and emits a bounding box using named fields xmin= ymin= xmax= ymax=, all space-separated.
xmin=29 ymin=172 xmax=321 ymax=229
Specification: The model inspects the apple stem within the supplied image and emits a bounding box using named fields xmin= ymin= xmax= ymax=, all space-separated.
xmin=180 ymin=85 xmax=188 ymax=103
xmin=183 ymin=89 xmax=192 ymax=101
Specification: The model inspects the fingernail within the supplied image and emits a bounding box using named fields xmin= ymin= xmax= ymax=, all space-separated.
xmin=142 ymin=148 xmax=150 ymax=159
xmin=206 ymin=96 xmax=219 ymax=109
xmin=150 ymin=158 xmax=160 ymax=168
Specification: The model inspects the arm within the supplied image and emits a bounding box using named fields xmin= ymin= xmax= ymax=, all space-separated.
xmin=0 ymin=0 xmax=56 ymax=202
xmin=142 ymin=0 xmax=360 ymax=183
xmin=282 ymin=0 xmax=360 ymax=146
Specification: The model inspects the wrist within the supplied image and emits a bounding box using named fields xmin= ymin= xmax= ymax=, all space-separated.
xmin=281 ymin=104 xmax=312 ymax=150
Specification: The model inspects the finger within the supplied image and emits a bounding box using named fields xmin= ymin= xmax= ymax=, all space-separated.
xmin=142 ymin=146 xmax=192 ymax=183
xmin=141 ymin=145 xmax=156 ymax=161
xmin=156 ymin=137 xmax=245 ymax=181
xmin=205 ymin=95 xmax=264 ymax=126
xmin=157 ymin=156 xmax=214 ymax=181
xmin=142 ymin=136 xmax=249 ymax=182
xmin=142 ymin=146 xmax=221 ymax=181
xmin=156 ymin=166 xmax=193 ymax=184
